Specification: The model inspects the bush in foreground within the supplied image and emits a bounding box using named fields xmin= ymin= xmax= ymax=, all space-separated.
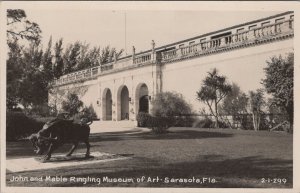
xmin=146 ymin=116 xmax=172 ymax=134
xmin=151 ymin=91 xmax=192 ymax=118
xmin=136 ymin=112 xmax=152 ymax=127
xmin=136 ymin=112 xmax=172 ymax=134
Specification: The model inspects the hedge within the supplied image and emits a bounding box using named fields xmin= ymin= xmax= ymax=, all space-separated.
xmin=6 ymin=111 xmax=45 ymax=141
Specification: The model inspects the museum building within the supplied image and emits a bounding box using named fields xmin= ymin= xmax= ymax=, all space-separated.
xmin=50 ymin=11 xmax=294 ymax=122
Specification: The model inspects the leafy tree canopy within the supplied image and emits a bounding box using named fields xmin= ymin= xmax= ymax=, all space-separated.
xmin=7 ymin=9 xmax=41 ymax=43
xmin=219 ymin=83 xmax=248 ymax=115
xmin=262 ymin=52 xmax=294 ymax=130
xmin=62 ymin=93 xmax=83 ymax=116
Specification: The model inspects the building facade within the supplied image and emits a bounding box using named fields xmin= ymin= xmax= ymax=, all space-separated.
xmin=49 ymin=11 xmax=294 ymax=122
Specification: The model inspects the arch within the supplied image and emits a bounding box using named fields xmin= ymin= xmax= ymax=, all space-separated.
xmin=117 ymin=85 xmax=130 ymax=121
xmin=135 ymin=83 xmax=149 ymax=114
xmin=102 ymin=88 xmax=112 ymax=121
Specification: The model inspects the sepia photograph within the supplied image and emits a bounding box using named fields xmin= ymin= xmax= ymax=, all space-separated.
xmin=1 ymin=1 xmax=299 ymax=193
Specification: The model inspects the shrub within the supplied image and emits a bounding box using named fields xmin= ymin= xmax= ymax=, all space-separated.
xmin=26 ymin=104 xmax=52 ymax=117
xmin=151 ymin=91 xmax=192 ymax=118
xmin=82 ymin=105 xmax=98 ymax=120
xmin=136 ymin=112 xmax=152 ymax=127
xmin=62 ymin=93 xmax=83 ymax=116
xmin=193 ymin=117 xmax=229 ymax=129
xmin=136 ymin=112 xmax=172 ymax=134
xmin=173 ymin=116 xmax=195 ymax=127
xmin=73 ymin=105 xmax=98 ymax=123
xmin=150 ymin=91 xmax=194 ymax=128
xmin=146 ymin=116 xmax=172 ymax=134
xmin=6 ymin=111 xmax=44 ymax=141
xmin=218 ymin=120 xmax=230 ymax=129
xmin=193 ymin=117 xmax=214 ymax=128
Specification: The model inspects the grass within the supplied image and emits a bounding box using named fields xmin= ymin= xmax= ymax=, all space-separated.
xmin=6 ymin=127 xmax=293 ymax=188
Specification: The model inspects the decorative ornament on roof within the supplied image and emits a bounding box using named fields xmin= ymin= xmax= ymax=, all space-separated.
xmin=152 ymin=40 xmax=155 ymax=52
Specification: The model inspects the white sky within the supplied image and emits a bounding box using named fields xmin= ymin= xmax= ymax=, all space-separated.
xmin=24 ymin=9 xmax=284 ymax=55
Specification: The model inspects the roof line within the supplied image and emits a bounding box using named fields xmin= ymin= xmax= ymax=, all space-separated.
xmin=156 ymin=11 xmax=294 ymax=50
xmin=116 ymin=11 xmax=294 ymax=59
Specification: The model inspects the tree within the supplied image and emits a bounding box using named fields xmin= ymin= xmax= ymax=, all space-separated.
xmin=151 ymin=91 xmax=192 ymax=117
xmin=249 ymin=89 xmax=265 ymax=131
xmin=18 ymin=43 xmax=44 ymax=108
xmin=63 ymin=42 xmax=81 ymax=74
xmin=61 ymin=43 xmax=124 ymax=74
xmin=53 ymin=39 xmax=64 ymax=78
xmin=219 ymin=83 xmax=249 ymax=129
xmin=197 ymin=68 xmax=232 ymax=128
xmin=219 ymin=83 xmax=248 ymax=115
xmin=62 ymin=93 xmax=83 ymax=116
xmin=100 ymin=46 xmax=123 ymax=64
xmin=6 ymin=40 xmax=24 ymax=109
xmin=262 ymin=53 xmax=294 ymax=132
xmin=6 ymin=9 xmax=42 ymax=110
xmin=10 ymin=39 xmax=53 ymax=110
xmin=7 ymin=9 xmax=41 ymax=44
xmin=41 ymin=37 xmax=54 ymax=81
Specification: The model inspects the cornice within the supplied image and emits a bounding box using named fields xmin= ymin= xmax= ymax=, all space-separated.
xmin=161 ymin=33 xmax=294 ymax=65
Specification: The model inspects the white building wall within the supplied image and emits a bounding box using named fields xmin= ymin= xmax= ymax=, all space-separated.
xmin=161 ymin=39 xmax=293 ymax=113
xmin=96 ymin=63 xmax=156 ymax=120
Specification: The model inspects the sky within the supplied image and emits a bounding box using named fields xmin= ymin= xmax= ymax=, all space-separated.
xmin=23 ymin=9 xmax=284 ymax=55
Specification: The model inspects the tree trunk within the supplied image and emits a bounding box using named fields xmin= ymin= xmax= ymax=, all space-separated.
xmin=257 ymin=113 xmax=260 ymax=131
xmin=215 ymin=99 xmax=219 ymax=128
xmin=252 ymin=112 xmax=257 ymax=131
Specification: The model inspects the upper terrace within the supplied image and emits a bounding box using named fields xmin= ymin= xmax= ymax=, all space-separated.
xmin=53 ymin=11 xmax=294 ymax=87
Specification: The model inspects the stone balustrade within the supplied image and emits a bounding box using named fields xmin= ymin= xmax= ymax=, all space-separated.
xmin=133 ymin=53 xmax=152 ymax=65
xmin=113 ymin=57 xmax=132 ymax=69
xmin=53 ymin=66 xmax=101 ymax=86
xmin=53 ymin=18 xmax=293 ymax=87
xmin=161 ymin=19 xmax=294 ymax=62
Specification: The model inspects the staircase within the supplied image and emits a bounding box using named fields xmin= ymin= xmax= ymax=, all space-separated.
xmin=89 ymin=120 xmax=138 ymax=133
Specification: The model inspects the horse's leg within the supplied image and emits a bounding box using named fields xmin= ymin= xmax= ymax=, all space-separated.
xmin=66 ymin=142 xmax=78 ymax=156
xmin=43 ymin=142 xmax=58 ymax=161
xmin=84 ymin=140 xmax=91 ymax=158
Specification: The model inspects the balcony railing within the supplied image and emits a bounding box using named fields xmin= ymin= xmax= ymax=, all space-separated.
xmin=133 ymin=53 xmax=153 ymax=65
xmin=53 ymin=18 xmax=293 ymax=86
xmin=53 ymin=53 xmax=155 ymax=86
xmin=53 ymin=66 xmax=101 ymax=86
xmin=161 ymin=19 xmax=293 ymax=62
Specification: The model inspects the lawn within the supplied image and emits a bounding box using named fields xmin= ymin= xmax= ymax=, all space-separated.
xmin=6 ymin=127 xmax=293 ymax=188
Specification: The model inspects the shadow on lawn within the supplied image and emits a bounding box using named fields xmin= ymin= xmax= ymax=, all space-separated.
xmin=7 ymin=129 xmax=232 ymax=159
xmin=89 ymin=129 xmax=233 ymax=142
xmin=57 ymin=155 xmax=292 ymax=188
